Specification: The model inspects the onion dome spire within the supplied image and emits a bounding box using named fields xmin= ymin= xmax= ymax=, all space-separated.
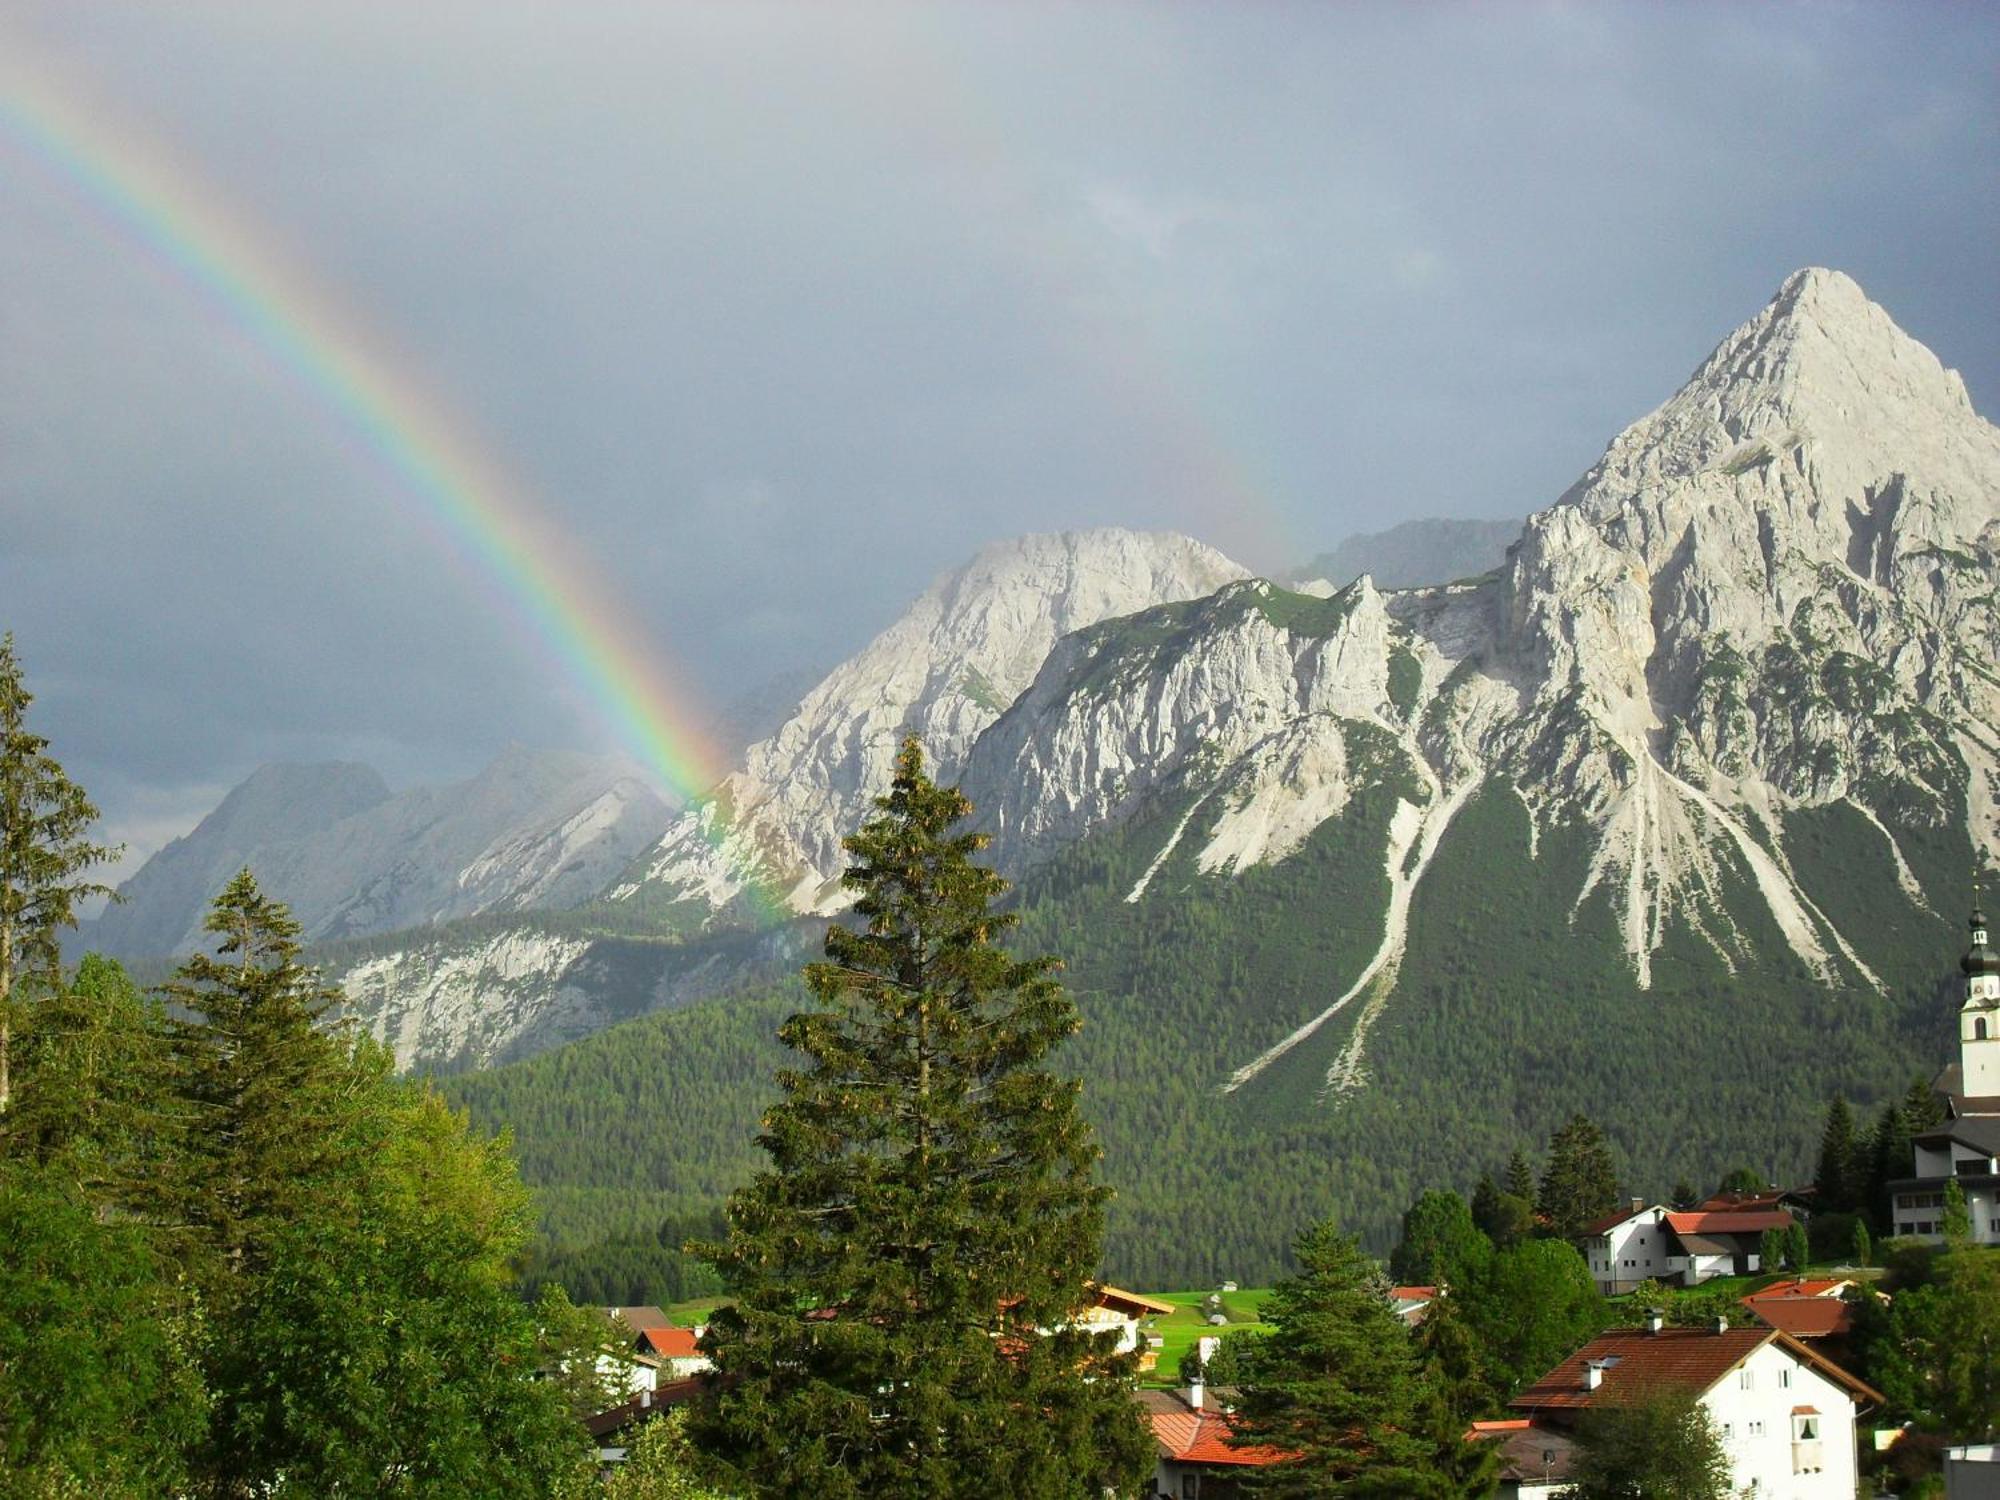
xmin=1968 ymin=877 xmax=2000 ymax=979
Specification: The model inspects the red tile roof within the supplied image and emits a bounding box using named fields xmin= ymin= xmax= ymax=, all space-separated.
xmin=1138 ymin=1391 xmax=1288 ymax=1468
xmin=1740 ymin=1298 xmax=1853 ymax=1340
xmin=1663 ymin=1209 xmax=1793 ymax=1236
xmin=1391 ymin=1285 xmax=1438 ymax=1302
xmin=1511 ymin=1326 xmax=1882 ymax=1414
xmin=1745 ymin=1278 xmax=1849 ymax=1300
xmin=637 ymin=1327 xmax=701 ymax=1360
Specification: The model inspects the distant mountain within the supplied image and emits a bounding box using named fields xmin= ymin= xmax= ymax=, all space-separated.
xmin=604 ymin=528 xmax=1250 ymax=925
xmin=349 ymin=270 xmax=1996 ymax=1283
xmin=87 ymin=747 xmax=675 ymax=958
xmin=1292 ymin=516 xmax=1519 ymax=590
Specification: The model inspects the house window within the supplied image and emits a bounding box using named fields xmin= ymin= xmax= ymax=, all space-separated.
xmin=1794 ymin=1415 xmax=1818 ymax=1441
xmin=1748 ymin=1420 xmax=1765 ymax=1437
xmin=1778 ymin=1369 xmax=1790 ymax=1388
xmin=1720 ymin=1422 xmax=1733 ymax=1439
xmin=1739 ymin=1370 xmax=1754 ymax=1390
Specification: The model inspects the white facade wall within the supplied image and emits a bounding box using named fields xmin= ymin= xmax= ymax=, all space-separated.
xmin=1585 ymin=1211 xmax=1673 ymax=1292
xmin=1697 ymin=1342 xmax=1860 ymax=1500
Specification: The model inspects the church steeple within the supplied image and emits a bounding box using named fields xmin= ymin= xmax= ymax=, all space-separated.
xmin=1964 ymin=879 xmax=2000 ymax=1095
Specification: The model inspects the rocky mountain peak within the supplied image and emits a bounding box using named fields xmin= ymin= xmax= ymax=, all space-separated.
xmin=612 ymin=528 xmax=1249 ymax=918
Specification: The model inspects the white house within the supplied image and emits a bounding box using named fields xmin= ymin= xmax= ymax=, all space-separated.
xmin=1578 ymin=1201 xmax=1793 ymax=1293
xmin=1578 ymin=1200 xmax=1677 ymax=1294
xmin=1891 ymin=902 xmax=2000 ymax=1244
xmin=1504 ymin=1316 xmax=1883 ymax=1500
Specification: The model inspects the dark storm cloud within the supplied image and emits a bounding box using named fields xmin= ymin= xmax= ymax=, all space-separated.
xmin=1 ymin=0 xmax=1995 ymax=873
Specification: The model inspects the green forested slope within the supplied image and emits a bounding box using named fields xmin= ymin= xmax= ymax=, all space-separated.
xmin=448 ymin=777 xmax=1965 ymax=1294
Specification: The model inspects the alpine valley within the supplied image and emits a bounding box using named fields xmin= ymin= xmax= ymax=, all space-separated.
xmin=100 ymin=270 xmax=2000 ymax=1287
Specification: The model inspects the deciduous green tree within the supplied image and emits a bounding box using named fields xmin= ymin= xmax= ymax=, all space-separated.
xmin=603 ymin=1411 xmax=733 ymax=1500
xmin=1465 ymin=1239 xmax=1605 ymax=1397
xmin=1559 ymin=1389 xmax=1730 ymax=1500
xmin=0 ymin=634 xmax=117 ymax=1118
xmin=692 ymin=740 xmax=1149 ymax=1499
xmin=1390 ymin=1190 xmax=1493 ymax=1289
xmin=0 ymin=1162 xmax=208 ymax=1498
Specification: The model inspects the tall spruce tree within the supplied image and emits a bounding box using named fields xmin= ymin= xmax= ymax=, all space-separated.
xmin=1536 ymin=1114 xmax=1619 ymax=1240
xmin=1504 ymin=1149 xmax=1536 ymax=1204
xmin=164 ymin=868 xmax=355 ymax=1298
xmin=1230 ymin=1219 xmax=1446 ymax=1496
xmin=692 ymin=739 xmax=1148 ymax=1499
xmin=1814 ymin=1094 xmax=1860 ymax=1212
xmin=0 ymin=634 xmax=117 ymax=1117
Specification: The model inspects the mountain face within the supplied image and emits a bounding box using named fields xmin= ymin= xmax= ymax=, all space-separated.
xmin=356 ymin=270 xmax=1995 ymax=1282
xmin=961 ymin=267 xmax=1996 ymax=1086
xmin=1292 ymin=516 xmax=1520 ymax=590
xmin=90 ymin=748 xmax=675 ymax=957
xmin=606 ymin=529 xmax=1249 ymax=923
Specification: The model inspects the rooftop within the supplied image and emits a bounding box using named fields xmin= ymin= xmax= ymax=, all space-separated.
xmin=1511 ymin=1326 xmax=1881 ymax=1414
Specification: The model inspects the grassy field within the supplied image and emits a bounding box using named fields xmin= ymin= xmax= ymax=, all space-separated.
xmin=1134 ymin=1288 xmax=1274 ymax=1387
xmin=662 ymin=1287 xmax=1277 ymax=1388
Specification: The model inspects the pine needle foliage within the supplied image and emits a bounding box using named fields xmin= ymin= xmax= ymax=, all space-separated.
xmin=162 ymin=868 xmax=356 ymax=1299
xmin=0 ymin=633 xmax=118 ymax=1117
xmin=693 ymin=738 xmax=1149 ymax=1499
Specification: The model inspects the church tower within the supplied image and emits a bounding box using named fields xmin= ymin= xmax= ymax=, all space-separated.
xmin=1962 ymin=897 xmax=2000 ymax=1096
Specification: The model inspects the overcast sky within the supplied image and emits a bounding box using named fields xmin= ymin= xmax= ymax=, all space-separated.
xmin=2 ymin=1 xmax=1996 ymax=876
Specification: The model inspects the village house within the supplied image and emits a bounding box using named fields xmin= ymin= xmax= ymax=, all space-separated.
xmin=1891 ymin=903 xmax=2000 ymax=1244
xmin=1135 ymin=1346 xmax=1285 ymax=1500
xmin=1739 ymin=1278 xmax=1860 ymax=1359
xmin=1467 ymin=1418 xmax=1577 ymax=1498
xmin=599 ymin=1306 xmax=712 ymax=1394
xmin=1577 ymin=1201 xmax=1796 ymax=1294
xmin=1497 ymin=1312 xmax=1882 ymax=1500
xmin=1388 ymin=1284 xmax=1437 ymax=1328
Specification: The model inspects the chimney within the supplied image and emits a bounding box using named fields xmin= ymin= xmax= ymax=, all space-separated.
xmin=1712 ymin=1315 xmax=1730 ymax=1335
xmin=1645 ymin=1307 xmax=1665 ymax=1334
xmin=1582 ymin=1361 xmax=1605 ymax=1392
xmin=1186 ymin=1335 xmax=1221 ymax=1412
xmin=1631 ymin=1196 xmax=1645 ymax=1213
xmin=640 ymin=1389 xmax=652 ymax=1409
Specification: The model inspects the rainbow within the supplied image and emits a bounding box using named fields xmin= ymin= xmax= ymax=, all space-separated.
xmin=0 ymin=44 xmax=743 ymax=838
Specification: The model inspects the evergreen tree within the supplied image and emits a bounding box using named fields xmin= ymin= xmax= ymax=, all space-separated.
xmin=1390 ymin=1189 xmax=1492 ymax=1289
xmin=0 ymin=634 xmax=117 ymax=1117
xmin=1504 ymin=1149 xmax=1536 ymax=1204
xmin=1411 ymin=1293 xmax=1504 ymax=1496
xmin=1759 ymin=1226 xmax=1784 ymax=1272
xmin=692 ymin=740 xmax=1148 ymax=1499
xmin=1902 ymin=1076 xmax=1945 ymax=1132
xmin=163 ymin=869 xmax=354 ymax=1299
xmin=1813 ymin=1094 xmax=1860 ymax=1213
xmin=1536 ymin=1114 xmax=1618 ymax=1240
xmin=1941 ymin=1177 xmax=1971 ymax=1247
xmin=1560 ymin=1389 xmax=1731 ymax=1500
xmin=1230 ymin=1218 xmax=1446 ymax=1496
xmin=1851 ymin=1220 xmax=1871 ymax=1269
xmin=1668 ymin=1178 xmax=1699 ymax=1211
xmin=1784 ymin=1220 xmax=1811 ymax=1273
xmin=1865 ymin=1102 xmax=1913 ymax=1231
